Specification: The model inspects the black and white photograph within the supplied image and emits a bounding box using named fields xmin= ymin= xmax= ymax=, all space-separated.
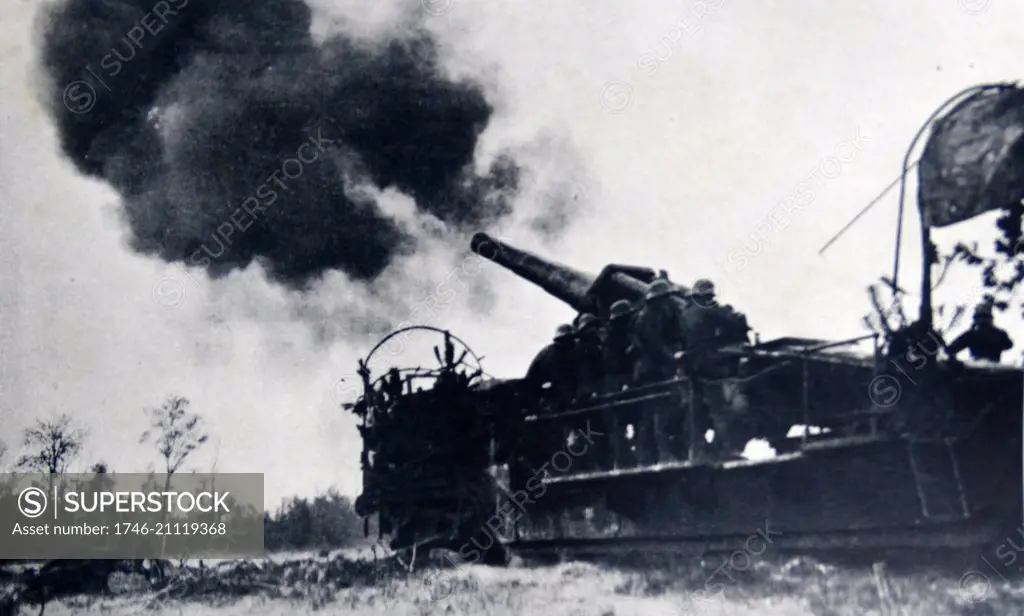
xmin=2 ymin=0 xmax=1024 ymax=614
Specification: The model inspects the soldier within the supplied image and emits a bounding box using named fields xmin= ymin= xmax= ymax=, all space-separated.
xmin=684 ymin=278 xmax=745 ymax=341
xmin=632 ymin=278 xmax=688 ymax=464
xmin=603 ymin=299 xmax=636 ymax=468
xmin=681 ymin=278 xmax=749 ymax=462
xmin=519 ymin=324 xmax=577 ymax=478
xmin=603 ymin=300 xmax=636 ymax=391
xmin=947 ymin=302 xmax=1014 ymax=363
xmin=574 ymin=313 xmax=605 ymax=398
xmin=632 ymin=279 xmax=688 ymax=383
xmin=687 ymin=277 xmax=718 ymax=309
xmin=681 ymin=278 xmax=725 ymax=355
xmin=568 ymin=313 xmax=607 ymax=470
xmin=524 ymin=324 xmax=578 ymax=407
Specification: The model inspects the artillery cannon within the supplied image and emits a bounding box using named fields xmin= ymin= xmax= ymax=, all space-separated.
xmin=471 ymin=231 xmax=753 ymax=354
xmin=352 ymin=232 xmax=1021 ymax=567
xmin=470 ymin=232 xmax=688 ymax=318
xmin=465 ymin=233 xmax=1021 ymax=565
xmin=352 ymin=85 xmax=1024 ymax=569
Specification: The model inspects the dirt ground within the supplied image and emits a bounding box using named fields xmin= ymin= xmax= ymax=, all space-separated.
xmin=25 ymin=557 xmax=1022 ymax=616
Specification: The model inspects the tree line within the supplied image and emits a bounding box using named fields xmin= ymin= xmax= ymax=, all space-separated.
xmin=263 ymin=489 xmax=365 ymax=552
xmin=0 ymin=396 xmax=364 ymax=553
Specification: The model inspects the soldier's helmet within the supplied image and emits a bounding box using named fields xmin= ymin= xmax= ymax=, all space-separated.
xmin=609 ymin=299 xmax=633 ymax=321
xmin=974 ymin=302 xmax=994 ymax=322
xmin=554 ymin=324 xmax=574 ymax=340
xmin=645 ymin=278 xmax=674 ymax=301
xmin=692 ymin=278 xmax=716 ymax=297
xmin=576 ymin=313 xmax=601 ymax=332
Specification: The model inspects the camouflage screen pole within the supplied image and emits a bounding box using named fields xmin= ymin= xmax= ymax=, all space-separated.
xmin=896 ymin=83 xmax=1014 ymax=329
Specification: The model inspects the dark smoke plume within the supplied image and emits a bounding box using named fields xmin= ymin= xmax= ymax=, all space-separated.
xmin=39 ymin=0 xmax=521 ymax=287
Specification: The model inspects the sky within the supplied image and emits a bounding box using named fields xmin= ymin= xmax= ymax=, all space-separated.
xmin=2 ymin=0 xmax=1022 ymax=508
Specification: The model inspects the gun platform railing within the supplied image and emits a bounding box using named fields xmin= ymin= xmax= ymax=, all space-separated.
xmin=516 ymin=333 xmax=886 ymax=482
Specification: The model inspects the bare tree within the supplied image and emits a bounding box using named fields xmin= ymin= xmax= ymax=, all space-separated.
xmin=15 ymin=414 xmax=86 ymax=474
xmin=140 ymin=395 xmax=209 ymax=478
xmin=141 ymin=396 xmax=209 ymax=559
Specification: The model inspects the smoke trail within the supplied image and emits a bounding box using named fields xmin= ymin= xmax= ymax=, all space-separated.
xmin=39 ymin=0 xmax=522 ymax=288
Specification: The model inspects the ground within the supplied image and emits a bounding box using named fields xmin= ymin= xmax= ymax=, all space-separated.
xmin=19 ymin=555 xmax=1022 ymax=616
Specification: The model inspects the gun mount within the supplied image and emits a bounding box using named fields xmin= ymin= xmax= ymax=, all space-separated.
xmin=353 ymin=86 xmax=1024 ymax=570
xmin=352 ymin=235 xmax=1022 ymax=570
xmin=470 ymin=232 xmax=689 ymax=318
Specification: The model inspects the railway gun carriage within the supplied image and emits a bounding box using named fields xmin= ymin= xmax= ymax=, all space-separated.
xmin=349 ymin=83 xmax=1024 ymax=566
xmin=349 ymin=233 xmax=1022 ymax=565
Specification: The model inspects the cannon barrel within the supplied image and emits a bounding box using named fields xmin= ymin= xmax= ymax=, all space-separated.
xmin=470 ymin=232 xmax=685 ymax=316
xmin=470 ymin=233 xmax=596 ymax=313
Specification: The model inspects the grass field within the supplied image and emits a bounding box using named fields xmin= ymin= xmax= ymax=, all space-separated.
xmin=22 ymin=555 xmax=1022 ymax=616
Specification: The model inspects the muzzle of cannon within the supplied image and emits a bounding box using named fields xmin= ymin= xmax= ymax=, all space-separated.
xmin=470 ymin=232 xmax=597 ymax=313
xmin=469 ymin=232 xmax=690 ymax=317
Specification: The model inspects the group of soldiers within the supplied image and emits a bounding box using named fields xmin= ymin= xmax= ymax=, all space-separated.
xmin=522 ymin=277 xmax=752 ymax=467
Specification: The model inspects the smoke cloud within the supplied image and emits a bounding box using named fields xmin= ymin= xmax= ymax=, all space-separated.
xmin=38 ymin=0 xmax=526 ymax=289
